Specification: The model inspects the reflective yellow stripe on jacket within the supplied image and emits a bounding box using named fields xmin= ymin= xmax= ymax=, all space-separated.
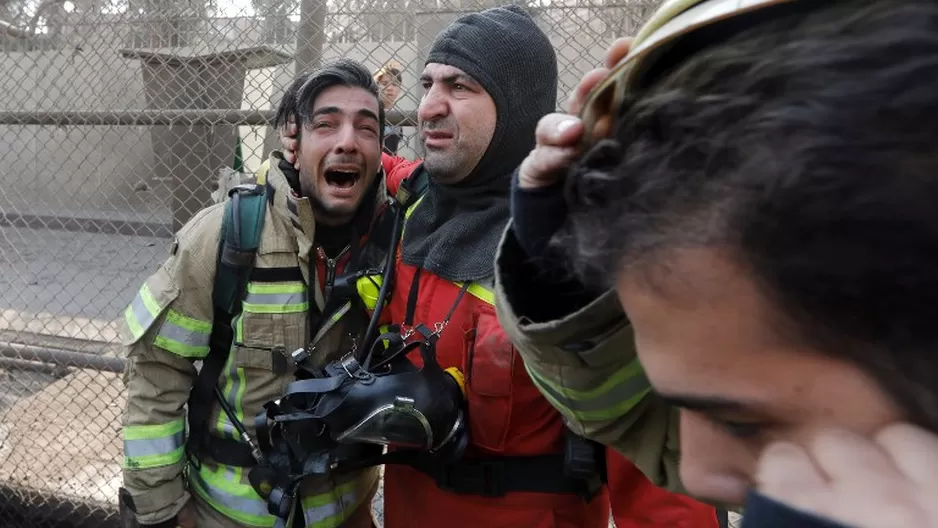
xmin=454 ymin=281 xmax=495 ymax=305
xmin=125 ymin=283 xmax=212 ymax=358
xmin=243 ymin=282 xmax=308 ymax=313
xmin=191 ymin=465 xmax=280 ymax=527
xmin=123 ymin=419 xmax=186 ymax=470
xmin=191 ymin=463 xmax=374 ymax=528
xmin=301 ymin=478 xmax=372 ymax=528
xmin=525 ymin=357 xmax=652 ymax=423
xmin=216 ymin=313 xmax=248 ymax=439
xmin=124 ymin=283 xmax=162 ymax=341
xmin=400 ymin=195 xmax=425 ymax=241
xmin=155 ymin=310 xmax=212 ymax=358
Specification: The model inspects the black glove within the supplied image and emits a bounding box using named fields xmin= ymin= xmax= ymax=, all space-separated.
xmin=509 ymin=167 xmax=567 ymax=258
xmin=741 ymin=490 xmax=850 ymax=528
xmin=278 ymin=157 xmax=302 ymax=191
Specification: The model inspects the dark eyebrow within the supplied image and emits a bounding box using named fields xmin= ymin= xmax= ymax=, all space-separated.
xmin=311 ymin=106 xmax=341 ymax=119
xmin=356 ymin=108 xmax=379 ymax=123
xmin=419 ymin=73 xmax=480 ymax=88
xmin=657 ymin=392 xmax=753 ymax=412
xmin=311 ymin=106 xmax=379 ymax=123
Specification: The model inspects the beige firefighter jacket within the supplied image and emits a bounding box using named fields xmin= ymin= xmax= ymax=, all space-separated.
xmin=493 ymin=223 xmax=683 ymax=494
xmin=121 ymin=153 xmax=381 ymax=527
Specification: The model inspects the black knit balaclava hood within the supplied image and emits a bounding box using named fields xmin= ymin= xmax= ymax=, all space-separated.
xmin=401 ymin=4 xmax=558 ymax=282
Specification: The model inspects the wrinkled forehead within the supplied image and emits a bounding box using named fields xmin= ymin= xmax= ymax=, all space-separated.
xmin=310 ymin=85 xmax=381 ymax=120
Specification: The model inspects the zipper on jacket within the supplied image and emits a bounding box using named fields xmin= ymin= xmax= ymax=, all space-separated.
xmin=308 ymin=256 xmax=315 ymax=346
xmin=306 ymin=244 xmax=349 ymax=346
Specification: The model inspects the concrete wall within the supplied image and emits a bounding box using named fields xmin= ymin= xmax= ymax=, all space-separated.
xmin=0 ymin=18 xmax=167 ymax=225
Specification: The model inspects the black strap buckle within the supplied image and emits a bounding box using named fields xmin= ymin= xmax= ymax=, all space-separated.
xmin=437 ymin=460 xmax=506 ymax=498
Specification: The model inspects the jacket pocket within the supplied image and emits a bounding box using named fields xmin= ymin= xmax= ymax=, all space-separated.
xmin=465 ymin=304 xmax=515 ymax=452
xmin=224 ymin=313 xmax=301 ymax=427
xmin=236 ymin=312 xmax=305 ymax=375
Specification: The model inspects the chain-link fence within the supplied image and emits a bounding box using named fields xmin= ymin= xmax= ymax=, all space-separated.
xmin=0 ymin=1 xmax=666 ymax=526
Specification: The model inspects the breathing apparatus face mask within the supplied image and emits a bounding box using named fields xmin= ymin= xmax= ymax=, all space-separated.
xmin=306 ymin=333 xmax=469 ymax=456
xmin=248 ymin=324 xmax=470 ymax=518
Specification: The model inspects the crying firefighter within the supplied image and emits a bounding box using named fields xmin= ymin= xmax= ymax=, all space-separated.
xmin=119 ymin=60 xmax=402 ymax=528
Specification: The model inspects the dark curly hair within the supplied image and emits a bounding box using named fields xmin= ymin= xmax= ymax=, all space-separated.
xmin=561 ymin=0 xmax=938 ymax=430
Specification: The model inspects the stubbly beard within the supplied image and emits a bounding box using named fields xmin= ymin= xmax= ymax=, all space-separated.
xmin=422 ymin=152 xmax=465 ymax=184
xmin=298 ymin=168 xmax=356 ymax=226
xmin=420 ymin=118 xmax=491 ymax=184
xmin=419 ymin=132 xmax=469 ymax=184
xmin=310 ymin=195 xmax=356 ymax=226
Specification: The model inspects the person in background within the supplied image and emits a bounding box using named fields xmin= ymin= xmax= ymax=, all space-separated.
xmin=498 ymin=0 xmax=938 ymax=527
xmin=374 ymin=60 xmax=404 ymax=156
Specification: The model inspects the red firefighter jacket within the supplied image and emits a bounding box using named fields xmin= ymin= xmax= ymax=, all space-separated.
xmin=375 ymin=156 xmax=611 ymax=528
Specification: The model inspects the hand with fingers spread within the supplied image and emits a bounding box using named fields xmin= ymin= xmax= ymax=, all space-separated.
xmin=516 ymin=37 xmax=631 ymax=191
xmin=755 ymin=424 xmax=938 ymax=528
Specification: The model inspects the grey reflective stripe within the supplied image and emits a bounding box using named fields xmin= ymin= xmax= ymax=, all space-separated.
xmin=190 ymin=468 xmax=283 ymax=525
xmin=157 ymin=319 xmax=210 ymax=348
xmin=244 ymin=292 xmax=305 ymax=306
xmin=123 ymin=430 xmax=185 ymax=458
xmin=304 ymin=489 xmax=358 ymax=525
xmin=217 ymin=417 xmax=238 ymax=437
xmin=130 ymin=292 xmax=157 ymax=332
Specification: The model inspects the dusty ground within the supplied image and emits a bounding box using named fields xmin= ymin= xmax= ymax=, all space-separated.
xmin=0 ymin=368 xmax=123 ymax=505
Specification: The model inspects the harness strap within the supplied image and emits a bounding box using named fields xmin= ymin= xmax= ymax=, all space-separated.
xmin=409 ymin=452 xmax=596 ymax=498
xmin=345 ymin=450 xmax=601 ymax=500
xmin=403 ymin=267 xmax=421 ymax=327
xmin=436 ymin=282 xmax=470 ymax=336
xmin=284 ymin=376 xmax=348 ymax=397
xmin=203 ymin=435 xmax=259 ymax=467
xmin=401 ymin=268 xmax=470 ymax=338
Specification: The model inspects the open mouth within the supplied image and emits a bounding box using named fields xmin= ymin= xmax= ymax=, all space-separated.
xmin=324 ymin=168 xmax=360 ymax=189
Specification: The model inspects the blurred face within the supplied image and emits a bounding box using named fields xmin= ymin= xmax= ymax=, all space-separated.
xmin=378 ymin=74 xmax=402 ymax=109
xmin=417 ymin=63 xmax=496 ymax=184
xmin=297 ymin=85 xmax=381 ymax=226
xmin=615 ymin=247 xmax=902 ymax=506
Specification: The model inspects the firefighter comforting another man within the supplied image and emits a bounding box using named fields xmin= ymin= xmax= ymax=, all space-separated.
xmin=120 ymin=3 xmax=724 ymax=528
